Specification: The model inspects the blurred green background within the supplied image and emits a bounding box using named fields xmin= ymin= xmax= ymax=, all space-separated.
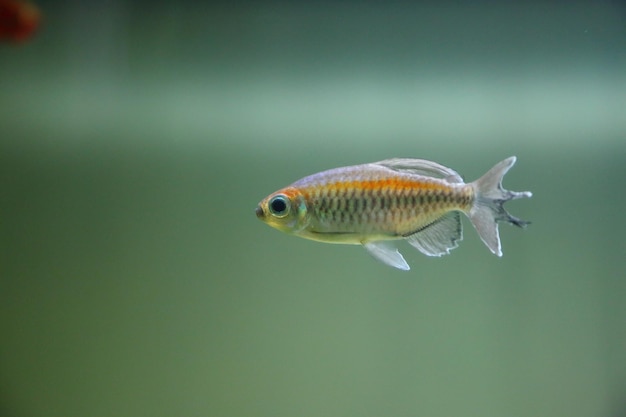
xmin=1 ymin=1 xmax=625 ymax=416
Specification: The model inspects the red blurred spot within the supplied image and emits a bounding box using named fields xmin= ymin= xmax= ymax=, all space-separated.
xmin=0 ymin=0 xmax=41 ymax=43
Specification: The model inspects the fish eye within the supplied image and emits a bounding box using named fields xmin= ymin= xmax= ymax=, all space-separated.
xmin=268 ymin=195 xmax=290 ymax=217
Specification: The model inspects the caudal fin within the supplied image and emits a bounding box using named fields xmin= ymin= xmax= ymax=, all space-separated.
xmin=468 ymin=156 xmax=532 ymax=257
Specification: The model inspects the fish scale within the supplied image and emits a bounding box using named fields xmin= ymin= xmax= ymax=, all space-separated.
xmin=300 ymin=175 xmax=472 ymax=236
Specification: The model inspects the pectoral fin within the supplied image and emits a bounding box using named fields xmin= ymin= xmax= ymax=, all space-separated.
xmin=363 ymin=241 xmax=410 ymax=271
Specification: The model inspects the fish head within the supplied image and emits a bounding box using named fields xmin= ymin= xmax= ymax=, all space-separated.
xmin=256 ymin=187 xmax=309 ymax=234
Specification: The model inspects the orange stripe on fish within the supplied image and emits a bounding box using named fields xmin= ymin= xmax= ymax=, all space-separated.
xmin=321 ymin=178 xmax=451 ymax=193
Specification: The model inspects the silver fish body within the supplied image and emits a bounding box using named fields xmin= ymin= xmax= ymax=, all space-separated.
xmin=256 ymin=157 xmax=532 ymax=270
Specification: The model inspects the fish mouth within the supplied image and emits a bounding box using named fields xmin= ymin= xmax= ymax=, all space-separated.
xmin=255 ymin=205 xmax=264 ymax=219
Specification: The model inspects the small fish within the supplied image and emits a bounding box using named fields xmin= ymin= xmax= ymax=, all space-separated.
xmin=0 ymin=0 xmax=40 ymax=43
xmin=256 ymin=157 xmax=532 ymax=270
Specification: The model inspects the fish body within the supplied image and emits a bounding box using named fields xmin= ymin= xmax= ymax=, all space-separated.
xmin=256 ymin=157 xmax=531 ymax=270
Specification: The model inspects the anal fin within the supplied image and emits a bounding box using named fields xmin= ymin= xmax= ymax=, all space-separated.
xmin=405 ymin=212 xmax=463 ymax=257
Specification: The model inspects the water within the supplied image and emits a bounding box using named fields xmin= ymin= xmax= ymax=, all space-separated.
xmin=1 ymin=2 xmax=625 ymax=417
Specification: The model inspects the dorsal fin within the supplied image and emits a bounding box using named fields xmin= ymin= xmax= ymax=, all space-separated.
xmin=374 ymin=158 xmax=464 ymax=183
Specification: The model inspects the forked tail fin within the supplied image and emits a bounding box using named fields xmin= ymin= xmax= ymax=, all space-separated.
xmin=467 ymin=156 xmax=532 ymax=256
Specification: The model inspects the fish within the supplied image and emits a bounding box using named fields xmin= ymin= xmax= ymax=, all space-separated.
xmin=255 ymin=156 xmax=532 ymax=270
xmin=0 ymin=0 xmax=41 ymax=43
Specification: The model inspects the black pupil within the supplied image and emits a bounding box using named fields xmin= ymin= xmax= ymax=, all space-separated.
xmin=270 ymin=197 xmax=287 ymax=214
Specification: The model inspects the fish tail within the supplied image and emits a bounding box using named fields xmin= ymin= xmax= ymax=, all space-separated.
xmin=467 ymin=156 xmax=532 ymax=256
